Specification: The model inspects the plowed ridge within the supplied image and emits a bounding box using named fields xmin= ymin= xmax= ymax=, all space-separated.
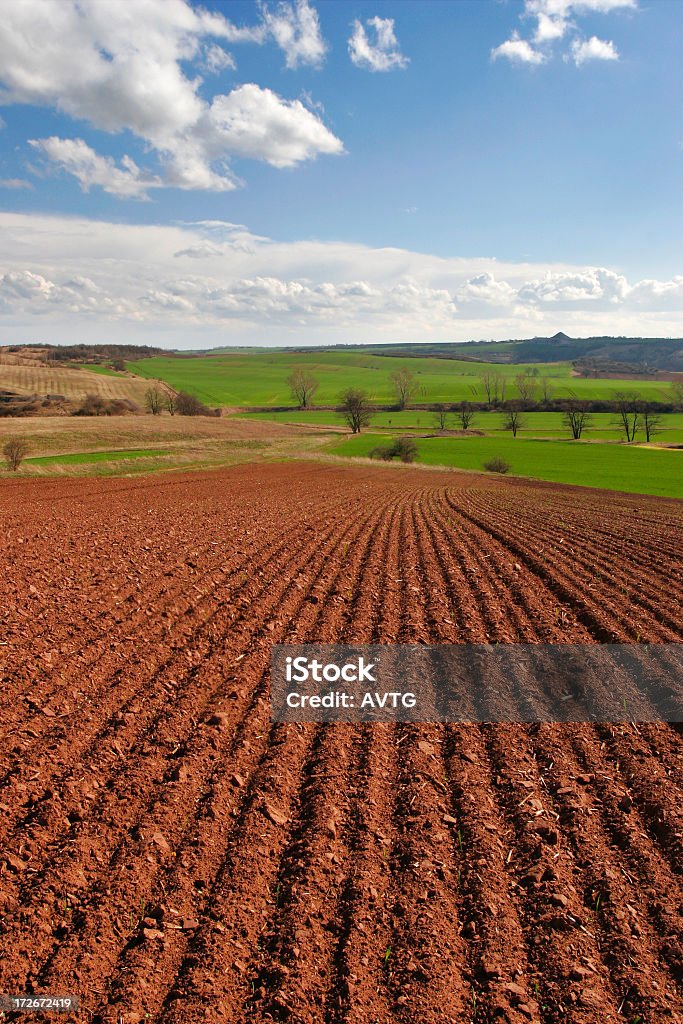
xmin=0 ymin=462 xmax=681 ymax=1024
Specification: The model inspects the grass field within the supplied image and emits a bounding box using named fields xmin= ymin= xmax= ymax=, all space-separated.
xmin=26 ymin=448 xmax=168 ymax=465
xmin=328 ymin=433 xmax=683 ymax=498
xmin=245 ymin=408 xmax=683 ymax=442
xmin=74 ymin=363 xmax=125 ymax=377
xmin=0 ymin=414 xmax=331 ymax=478
xmin=129 ymin=351 xmax=675 ymax=406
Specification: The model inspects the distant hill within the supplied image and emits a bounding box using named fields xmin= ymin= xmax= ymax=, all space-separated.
xmin=303 ymin=335 xmax=683 ymax=371
xmin=7 ymin=336 xmax=683 ymax=373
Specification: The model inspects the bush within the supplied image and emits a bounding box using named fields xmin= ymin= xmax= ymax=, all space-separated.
xmin=369 ymin=436 xmax=418 ymax=463
xmin=483 ymin=456 xmax=510 ymax=474
xmin=369 ymin=445 xmax=395 ymax=461
xmin=175 ymin=391 xmax=218 ymax=416
xmin=72 ymin=394 xmax=139 ymax=416
xmin=393 ymin=436 xmax=418 ymax=463
xmin=3 ymin=439 xmax=29 ymax=471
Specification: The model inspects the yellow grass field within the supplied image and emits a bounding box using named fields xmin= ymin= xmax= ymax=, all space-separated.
xmin=0 ymin=361 xmax=159 ymax=404
xmin=0 ymin=414 xmax=330 ymax=476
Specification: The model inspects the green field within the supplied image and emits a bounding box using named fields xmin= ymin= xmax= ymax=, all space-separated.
xmin=26 ymin=448 xmax=168 ymax=465
xmin=129 ymin=351 xmax=674 ymax=407
xmin=328 ymin=434 xmax=683 ymax=499
xmin=74 ymin=363 xmax=124 ymax=377
xmin=244 ymin=409 xmax=683 ymax=443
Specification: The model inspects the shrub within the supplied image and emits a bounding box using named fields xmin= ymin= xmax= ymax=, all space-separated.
xmin=483 ymin=456 xmax=510 ymax=474
xmin=369 ymin=436 xmax=418 ymax=463
xmin=72 ymin=395 xmax=139 ymax=416
xmin=393 ymin=436 xmax=418 ymax=463
xmin=369 ymin=445 xmax=395 ymax=461
xmin=3 ymin=439 xmax=29 ymax=471
xmin=175 ymin=391 xmax=217 ymax=416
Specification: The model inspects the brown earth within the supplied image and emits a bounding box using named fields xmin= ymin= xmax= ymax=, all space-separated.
xmin=0 ymin=462 xmax=681 ymax=1024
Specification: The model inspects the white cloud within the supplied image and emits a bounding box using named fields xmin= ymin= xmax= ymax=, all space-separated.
xmin=205 ymin=84 xmax=343 ymax=169
xmin=349 ymin=17 xmax=409 ymax=72
xmin=491 ymin=33 xmax=545 ymax=64
xmin=29 ymin=138 xmax=166 ymax=199
xmin=0 ymin=0 xmax=339 ymax=198
xmin=456 ymin=273 xmax=517 ymax=309
xmin=571 ymin=35 xmax=619 ymax=64
xmin=496 ymin=0 xmax=634 ymax=66
xmin=518 ymin=267 xmax=629 ymax=305
xmin=1 ymin=212 xmax=682 ymax=345
xmin=202 ymin=44 xmax=236 ymax=73
xmin=0 ymin=268 xmax=125 ymax=315
xmin=0 ymin=177 xmax=33 ymax=190
xmin=533 ymin=13 xmax=570 ymax=43
xmin=261 ymin=0 xmax=327 ymax=69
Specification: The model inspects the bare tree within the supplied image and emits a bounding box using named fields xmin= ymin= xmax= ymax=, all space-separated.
xmin=481 ymin=369 xmax=505 ymax=406
xmin=145 ymin=385 xmax=164 ymax=415
xmin=432 ymin=405 xmax=450 ymax=431
xmin=640 ymin=404 xmax=663 ymax=443
xmin=670 ymin=380 xmax=683 ymax=409
xmin=287 ymin=367 xmax=319 ymax=409
xmin=165 ymin=391 xmax=177 ymax=416
xmin=503 ymin=403 xmax=525 ymax=438
xmin=515 ymin=370 xmax=538 ymax=403
xmin=563 ymin=393 xmax=592 ymax=439
xmin=613 ymin=391 xmax=640 ymax=442
xmin=456 ymin=401 xmax=476 ymax=431
xmin=3 ymin=439 xmax=29 ymax=471
xmin=390 ymin=367 xmax=419 ymax=410
xmin=540 ymin=376 xmax=555 ymax=403
xmin=339 ymin=389 xmax=373 ymax=433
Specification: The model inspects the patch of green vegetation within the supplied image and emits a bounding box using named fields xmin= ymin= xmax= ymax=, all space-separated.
xmin=328 ymin=433 xmax=683 ymax=499
xmin=74 ymin=363 xmax=124 ymax=376
xmin=26 ymin=448 xmax=169 ymax=465
xmin=129 ymin=352 xmax=674 ymax=407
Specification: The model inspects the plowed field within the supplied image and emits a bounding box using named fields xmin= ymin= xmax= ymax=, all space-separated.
xmin=0 ymin=462 xmax=681 ymax=1024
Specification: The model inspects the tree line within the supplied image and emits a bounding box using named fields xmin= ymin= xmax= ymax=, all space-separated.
xmin=287 ymin=365 xmax=683 ymax=440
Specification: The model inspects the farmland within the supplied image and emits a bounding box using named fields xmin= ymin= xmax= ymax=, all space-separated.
xmin=129 ymin=351 xmax=676 ymax=407
xmin=0 ymin=462 xmax=681 ymax=1024
xmin=0 ymin=360 xmax=156 ymax=405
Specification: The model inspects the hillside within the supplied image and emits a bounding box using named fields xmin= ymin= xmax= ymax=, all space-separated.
xmin=0 ymin=350 xmax=161 ymax=408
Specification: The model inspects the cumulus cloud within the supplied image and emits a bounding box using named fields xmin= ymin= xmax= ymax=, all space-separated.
xmin=571 ymin=35 xmax=619 ymax=64
xmin=1 ymin=212 xmax=682 ymax=346
xmin=205 ymin=84 xmax=343 ymax=169
xmin=261 ymin=0 xmax=327 ymax=69
xmin=456 ymin=273 xmax=517 ymax=309
xmin=0 ymin=0 xmax=339 ymax=197
xmin=494 ymin=0 xmax=634 ymax=66
xmin=533 ymin=13 xmax=570 ymax=43
xmin=29 ymin=138 xmax=166 ymax=199
xmin=349 ymin=17 xmax=409 ymax=72
xmin=491 ymin=34 xmax=545 ymax=65
xmin=0 ymin=268 xmax=126 ymax=315
xmin=517 ymin=267 xmax=629 ymax=305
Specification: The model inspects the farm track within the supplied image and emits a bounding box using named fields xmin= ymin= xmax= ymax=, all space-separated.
xmin=0 ymin=461 xmax=681 ymax=1024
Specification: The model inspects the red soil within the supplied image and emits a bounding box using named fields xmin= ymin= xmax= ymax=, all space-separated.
xmin=0 ymin=462 xmax=681 ymax=1024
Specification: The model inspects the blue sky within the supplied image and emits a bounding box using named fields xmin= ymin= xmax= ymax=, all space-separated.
xmin=0 ymin=0 xmax=681 ymax=347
